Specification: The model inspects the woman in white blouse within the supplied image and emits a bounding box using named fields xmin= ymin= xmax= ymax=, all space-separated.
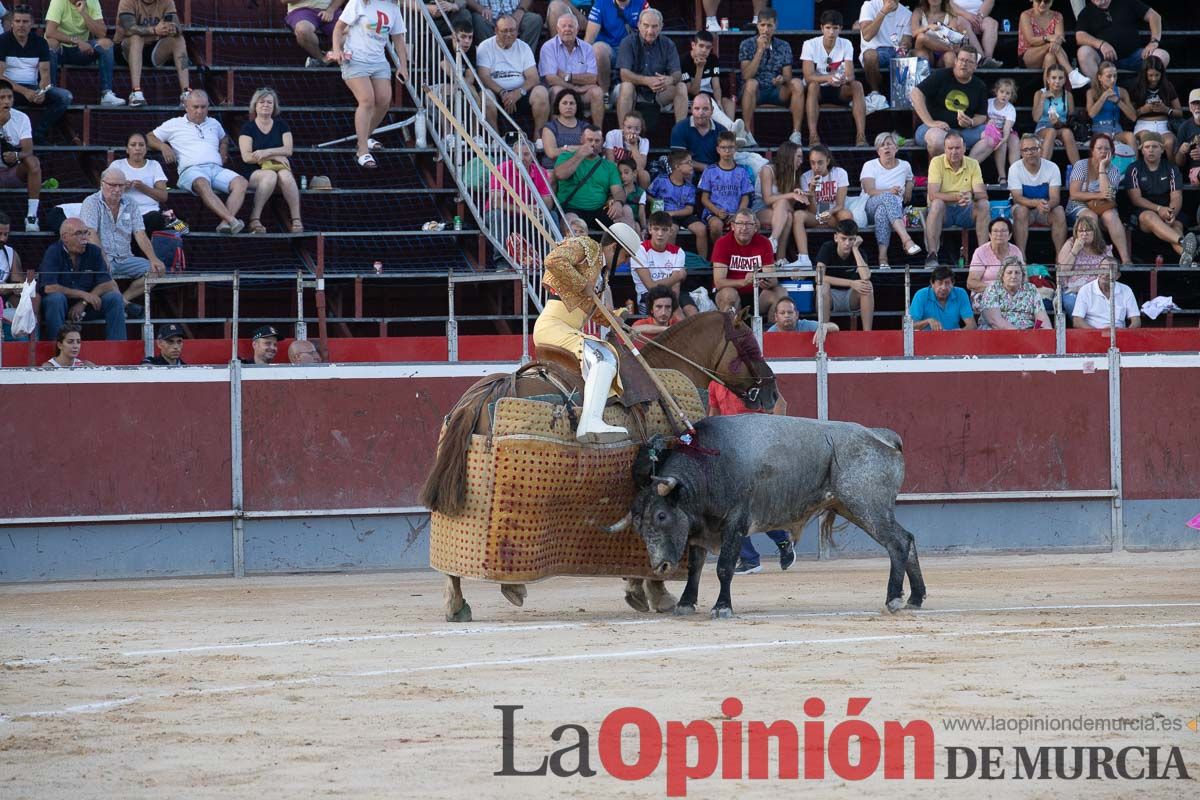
xmin=860 ymin=131 xmax=922 ymax=267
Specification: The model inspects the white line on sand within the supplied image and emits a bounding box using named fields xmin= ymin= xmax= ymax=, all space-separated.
xmin=6 ymin=620 xmax=1199 ymax=721
xmin=5 ymin=602 xmax=1198 ymax=668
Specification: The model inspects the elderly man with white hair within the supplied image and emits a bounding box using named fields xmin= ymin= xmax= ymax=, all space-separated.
xmin=79 ymin=166 xmax=165 ymax=317
xmin=539 ymin=12 xmax=604 ymax=126
xmin=148 ymin=89 xmax=248 ymax=234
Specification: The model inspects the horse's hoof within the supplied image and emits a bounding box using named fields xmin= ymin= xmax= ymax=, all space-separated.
xmin=885 ymin=598 xmax=904 ymax=614
xmin=673 ymin=604 xmax=696 ymax=616
xmin=446 ymin=601 xmax=473 ymax=623
xmin=710 ymin=607 xmax=734 ymax=620
xmin=501 ymin=583 xmax=527 ymax=607
xmin=905 ymin=597 xmax=925 ymax=609
xmin=625 ymin=591 xmax=650 ymax=613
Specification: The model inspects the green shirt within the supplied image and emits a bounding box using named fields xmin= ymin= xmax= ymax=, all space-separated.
xmin=46 ymin=0 xmax=105 ymax=40
xmin=554 ymin=152 xmax=621 ymax=211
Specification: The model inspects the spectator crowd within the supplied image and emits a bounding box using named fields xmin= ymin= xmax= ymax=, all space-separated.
xmin=8 ymin=0 xmax=1199 ymax=356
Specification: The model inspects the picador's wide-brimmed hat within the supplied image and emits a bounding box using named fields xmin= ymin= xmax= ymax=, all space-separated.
xmin=598 ymin=220 xmax=644 ymax=269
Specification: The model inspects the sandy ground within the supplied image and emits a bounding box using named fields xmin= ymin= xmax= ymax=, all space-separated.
xmin=1 ymin=551 xmax=1198 ymax=799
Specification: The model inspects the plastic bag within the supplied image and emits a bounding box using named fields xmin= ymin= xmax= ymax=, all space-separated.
xmin=689 ymin=286 xmax=716 ymax=313
xmin=12 ymin=277 xmax=36 ymax=338
xmin=889 ymin=57 xmax=931 ymax=111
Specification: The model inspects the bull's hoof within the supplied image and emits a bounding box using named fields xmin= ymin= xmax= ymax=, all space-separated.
xmin=500 ymin=583 xmax=527 ymax=607
xmin=625 ymin=590 xmax=650 ymax=613
xmin=710 ymin=606 xmax=734 ymax=620
xmin=885 ymin=597 xmax=904 ymax=614
xmin=673 ymin=603 xmax=696 ymax=616
xmin=446 ymin=601 xmax=473 ymax=623
xmin=647 ymin=584 xmax=679 ymax=613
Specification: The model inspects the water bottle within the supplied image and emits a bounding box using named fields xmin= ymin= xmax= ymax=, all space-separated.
xmin=453 ymin=215 xmax=462 ymax=231
xmin=414 ymin=109 xmax=427 ymax=148
xmin=1002 ymin=19 xmax=1011 ymax=33
xmin=301 ymin=175 xmax=308 ymax=190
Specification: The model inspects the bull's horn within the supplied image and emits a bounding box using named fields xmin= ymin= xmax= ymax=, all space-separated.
xmin=653 ymin=476 xmax=679 ymax=496
xmin=601 ymin=513 xmax=632 ymax=534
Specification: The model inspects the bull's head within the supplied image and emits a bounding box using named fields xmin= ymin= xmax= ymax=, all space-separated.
xmin=630 ymin=475 xmax=691 ymax=576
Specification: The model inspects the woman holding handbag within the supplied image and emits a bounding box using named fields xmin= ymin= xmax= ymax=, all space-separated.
xmin=238 ymin=88 xmax=303 ymax=234
xmin=1065 ymin=132 xmax=1131 ymax=265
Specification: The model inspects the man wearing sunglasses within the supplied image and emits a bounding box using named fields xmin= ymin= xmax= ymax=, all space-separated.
xmin=1074 ymin=0 xmax=1168 ymax=82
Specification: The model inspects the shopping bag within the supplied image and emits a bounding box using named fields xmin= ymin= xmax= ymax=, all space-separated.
xmin=12 ymin=278 xmax=36 ymax=338
xmin=889 ymin=57 xmax=931 ymax=111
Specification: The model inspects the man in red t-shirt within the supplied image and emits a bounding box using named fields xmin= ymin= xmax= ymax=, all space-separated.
xmin=710 ymin=208 xmax=789 ymax=322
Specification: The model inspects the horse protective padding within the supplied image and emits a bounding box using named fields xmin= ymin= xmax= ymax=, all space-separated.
xmin=429 ymin=368 xmax=704 ymax=582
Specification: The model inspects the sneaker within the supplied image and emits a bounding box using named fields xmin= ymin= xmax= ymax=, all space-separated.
xmin=768 ymin=235 xmax=778 ymax=255
xmin=734 ymin=559 xmax=762 ymax=576
xmin=304 ymin=56 xmax=324 ymax=67
xmin=229 ymin=218 xmax=245 ymax=235
xmin=216 ymin=221 xmax=232 ymax=234
xmin=925 ymin=253 xmax=940 ymax=267
xmin=1179 ymin=232 xmax=1197 ymax=267
xmin=979 ymin=57 xmax=1002 ymax=69
xmin=777 ymin=540 xmax=796 ymax=571
xmin=124 ymin=302 xmax=144 ymax=319
xmin=732 ymin=118 xmax=749 ymax=148
xmin=1068 ymin=68 xmax=1091 ymax=90
xmin=705 ymin=15 xmax=721 ymax=32
xmin=864 ymin=91 xmax=889 ymax=113
xmin=127 ymin=90 xmax=146 ymax=107
xmin=788 ymin=253 xmax=812 ymax=267
xmin=24 ymin=215 xmax=38 ymax=232
xmin=100 ymin=90 xmax=125 ymax=106
xmin=788 ymin=130 xmax=804 ymax=146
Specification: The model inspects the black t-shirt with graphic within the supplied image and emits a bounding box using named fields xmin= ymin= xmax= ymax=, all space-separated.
xmin=916 ymin=68 xmax=988 ymax=128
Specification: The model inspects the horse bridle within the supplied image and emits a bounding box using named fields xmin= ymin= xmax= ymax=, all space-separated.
xmin=631 ymin=315 xmax=775 ymax=406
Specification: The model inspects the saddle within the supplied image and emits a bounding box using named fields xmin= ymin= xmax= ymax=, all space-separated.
xmin=534 ymin=336 xmax=662 ymax=410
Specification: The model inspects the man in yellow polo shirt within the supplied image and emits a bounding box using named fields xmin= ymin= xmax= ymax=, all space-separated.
xmin=923 ymin=130 xmax=988 ymax=266
xmin=44 ymin=0 xmax=125 ymax=106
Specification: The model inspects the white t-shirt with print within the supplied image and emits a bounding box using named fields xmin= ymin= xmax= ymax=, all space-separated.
xmin=477 ymin=37 xmax=536 ymax=91
xmin=631 ymin=241 xmax=686 ymax=301
xmin=111 ymin=157 xmax=169 ymax=216
xmin=860 ymin=158 xmax=913 ymax=191
xmin=800 ymin=167 xmax=850 ymax=206
xmin=603 ymin=129 xmax=649 ymax=160
xmin=800 ymin=36 xmax=856 ymax=77
xmin=1007 ymin=158 xmax=1061 ymax=194
xmin=857 ymin=0 xmax=913 ymax=52
xmin=339 ymin=0 xmax=406 ymax=65
xmin=0 ymin=108 xmax=32 ymax=148
xmin=150 ymin=115 xmax=225 ymax=172
xmin=987 ymin=98 xmax=1016 ymax=131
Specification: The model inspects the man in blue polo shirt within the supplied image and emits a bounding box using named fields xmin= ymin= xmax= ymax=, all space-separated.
xmin=909 ymin=266 xmax=975 ymax=330
xmin=584 ymin=0 xmax=644 ymax=99
xmin=669 ymin=92 xmax=725 ymax=173
xmin=39 ymin=216 xmax=126 ymax=341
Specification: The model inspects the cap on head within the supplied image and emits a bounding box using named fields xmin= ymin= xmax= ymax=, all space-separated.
xmin=1138 ymin=131 xmax=1165 ymax=148
xmin=156 ymin=323 xmax=184 ymax=340
xmin=252 ymin=325 xmax=280 ymax=341
xmin=1189 ymin=88 xmax=1200 ymax=104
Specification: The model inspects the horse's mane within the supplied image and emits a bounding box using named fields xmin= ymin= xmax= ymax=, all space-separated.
xmin=650 ymin=310 xmax=726 ymax=352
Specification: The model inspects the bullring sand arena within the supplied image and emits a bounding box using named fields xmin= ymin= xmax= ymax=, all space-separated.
xmin=3 ymin=550 xmax=1198 ymax=798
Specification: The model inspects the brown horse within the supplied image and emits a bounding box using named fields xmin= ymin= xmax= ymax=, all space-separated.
xmin=421 ymin=310 xmax=778 ymax=621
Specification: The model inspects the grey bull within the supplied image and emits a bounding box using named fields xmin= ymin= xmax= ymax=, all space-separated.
xmin=626 ymin=414 xmax=928 ymax=618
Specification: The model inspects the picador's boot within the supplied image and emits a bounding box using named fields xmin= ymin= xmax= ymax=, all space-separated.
xmin=576 ymin=351 xmax=627 ymax=443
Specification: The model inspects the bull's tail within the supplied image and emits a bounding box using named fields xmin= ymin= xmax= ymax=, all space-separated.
xmin=868 ymin=427 xmax=903 ymax=452
xmin=419 ymin=374 xmax=512 ymax=515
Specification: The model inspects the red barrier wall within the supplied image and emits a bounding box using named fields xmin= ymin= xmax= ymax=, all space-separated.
xmin=1120 ymin=367 xmax=1200 ymax=500
xmin=0 ymin=380 xmax=231 ymax=518
xmin=827 ymin=370 xmax=1111 ymax=493
xmin=6 ymin=329 xmax=1200 ymax=368
xmin=240 ymin=376 xmax=484 ymax=511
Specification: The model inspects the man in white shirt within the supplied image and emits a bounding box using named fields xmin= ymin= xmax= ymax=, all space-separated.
xmin=801 ymin=11 xmax=868 ymax=146
xmin=854 ymin=0 xmax=913 ymax=108
xmin=0 ymin=82 xmax=43 ymax=231
xmin=148 ymin=90 xmax=248 ymax=234
xmin=1008 ymin=133 xmax=1067 ymax=255
xmin=1072 ymin=257 xmax=1141 ymax=329
xmin=632 ymin=211 xmax=696 ymax=314
xmin=476 ymin=14 xmax=550 ymax=133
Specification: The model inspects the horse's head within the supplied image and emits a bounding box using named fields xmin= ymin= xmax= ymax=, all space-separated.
xmin=717 ymin=311 xmax=778 ymax=412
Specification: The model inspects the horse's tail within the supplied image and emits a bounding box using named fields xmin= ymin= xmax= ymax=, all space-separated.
xmin=420 ymin=374 xmax=512 ymax=516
